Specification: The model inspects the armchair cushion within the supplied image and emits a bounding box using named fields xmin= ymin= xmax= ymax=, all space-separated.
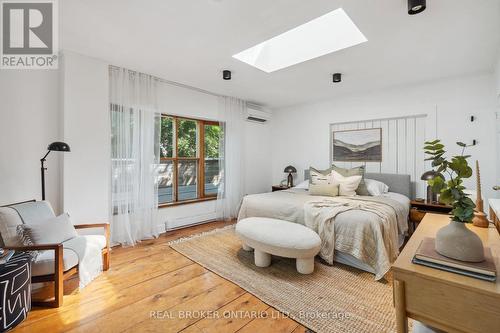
xmin=17 ymin=213 xmax=78 ymax=245
xmin=31 ymin=235 xmax=105 ymax=277
xmin=32 ymin=246 xmax=79 ymax=277
xmin=0 ymin=207 xmax=24 ymax=247
xmin=0 ymin=201 xmax=56 ymax=247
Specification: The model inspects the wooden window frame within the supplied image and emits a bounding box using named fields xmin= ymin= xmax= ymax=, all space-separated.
xmin=158 ymin=114 xmax=220 ymax=208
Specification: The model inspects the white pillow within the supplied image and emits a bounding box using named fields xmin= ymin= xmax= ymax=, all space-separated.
xmin=294 ymin=180 xmax=309 ymax=190
xmin=17 ymin=213 xmax=77 ymax=245
xmin=365 ymin=178 xmax=390 ymax=196
xmin=331 ymin=170 xmax=362 ymax=196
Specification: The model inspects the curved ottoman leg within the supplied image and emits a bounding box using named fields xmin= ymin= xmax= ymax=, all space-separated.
xmin=296 ymin=257 xmax=314 ymax=274
xmin=242 ymin=243 xmax=253 ymax=251
xmin=254 ymin=249 xmax=271 ymax=267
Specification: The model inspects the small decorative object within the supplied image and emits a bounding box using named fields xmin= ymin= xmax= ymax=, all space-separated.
xmin=472 ymin=160 xmax=489 ymax=228
xmin=332 ymin=128 xmax=382 ymax=162
xmin=420 ymin=170 xmax=444 ymax=203
xmin=40 ymin=142 xmax=71 ymax=200
xmin=284 ymin=165 xmax=297 ymax=187
xmin=424 ymin=140 xmax=484 ymax=262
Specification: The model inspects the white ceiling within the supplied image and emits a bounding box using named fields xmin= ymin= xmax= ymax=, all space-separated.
xmin=61 ymin=0 xmax=500 ymax=108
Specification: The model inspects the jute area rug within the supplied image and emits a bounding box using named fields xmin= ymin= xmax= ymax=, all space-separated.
xmin=170 ymin=226 xmax=403 ymax=333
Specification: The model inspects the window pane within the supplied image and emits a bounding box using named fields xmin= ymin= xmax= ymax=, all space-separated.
xmin=204 ymin=160 xmax=220 ymax=195
xmin=158 ymin=162 xmax=174 ymax=204
xmin=178 ymin=119 xmax=197 ymax=157
xmin=178 ymin=160 xmax=197 ymax=201
xmin=160 ymin=116 xmax=174 ymax=158
xmin=204 ymin=124 xmax=221 ymax=195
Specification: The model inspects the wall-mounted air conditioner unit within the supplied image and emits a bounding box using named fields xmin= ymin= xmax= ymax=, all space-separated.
xmin=246 ymin=104 xmax=271 ymax=123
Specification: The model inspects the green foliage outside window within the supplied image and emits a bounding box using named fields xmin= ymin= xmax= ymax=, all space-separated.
xmin=160 ymin=117 xmax=221 ymax=159
xmin=204 ymin=124 xmax=221 ymax=159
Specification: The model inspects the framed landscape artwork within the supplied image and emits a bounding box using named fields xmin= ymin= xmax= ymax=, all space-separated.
xmin=332 ymin=128 xmax=382 ymax=162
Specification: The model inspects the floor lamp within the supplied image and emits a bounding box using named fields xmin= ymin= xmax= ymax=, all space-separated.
xmin=41 ymin=142 xmax=71 ymax=200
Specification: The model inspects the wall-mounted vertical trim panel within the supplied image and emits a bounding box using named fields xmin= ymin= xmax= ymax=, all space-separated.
xmin=330 ymin=114 xmax=427 ymax=198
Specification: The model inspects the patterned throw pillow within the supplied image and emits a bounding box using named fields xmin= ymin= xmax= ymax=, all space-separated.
xmin=309 ymin=167 xmax=339 ymax=197
xmin=331 ymin=164 xmax=370 ymax=196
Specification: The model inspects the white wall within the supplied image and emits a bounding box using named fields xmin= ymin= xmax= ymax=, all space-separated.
xmin=61 ymin=51 xmax=111 ymax=224
xmin=271 ymin=74 xmax=498 ymax=203
xmin=495 ymin=55 xmax=500 ymax=96
xmin=244 ymin=121 xmax=272 ymax=195
xmin=0 ymin=70 xmax=62 ymax=212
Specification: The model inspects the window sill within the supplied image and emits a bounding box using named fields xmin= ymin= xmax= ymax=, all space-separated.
xmin=158 ymin=196 xmax=217 ymax=208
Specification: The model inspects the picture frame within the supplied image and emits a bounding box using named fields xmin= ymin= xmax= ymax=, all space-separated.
xmin=331 ymin=128 xmax=382 ymax=162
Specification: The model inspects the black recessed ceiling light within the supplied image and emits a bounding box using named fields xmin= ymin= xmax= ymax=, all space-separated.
xmin=408 ymin=0 xmax=426 ymax=15
xmin=222 ymin=70 xmax=231 ymax=80
xmin=332 ymin=73 xmax=342 ymax=83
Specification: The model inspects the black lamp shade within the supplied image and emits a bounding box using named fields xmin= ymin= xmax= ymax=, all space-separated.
xmin=421 ymin=170 xmax=441 ymax=181
xmin=47 ymin=141 xmax=71 ymax=152
xmin=284 ymin=165 xmax=297 ymax=174
xmin=408 ymin=0 xmax=426 ymax=15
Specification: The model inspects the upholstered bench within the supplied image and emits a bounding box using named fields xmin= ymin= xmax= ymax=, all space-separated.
xmin=235 ymin=217 xmax=321 ymax=274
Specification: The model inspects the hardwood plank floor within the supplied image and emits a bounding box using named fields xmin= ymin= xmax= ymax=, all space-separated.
xmin=16 ymin=221 xmax=308 ymax=333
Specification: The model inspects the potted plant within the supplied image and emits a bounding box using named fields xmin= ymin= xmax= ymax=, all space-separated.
xmin=424 ymin=139 xmax=484 ymax=262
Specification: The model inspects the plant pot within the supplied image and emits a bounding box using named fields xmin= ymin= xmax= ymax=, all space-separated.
xmin=435 ymin=220 xmax=485 ymax=262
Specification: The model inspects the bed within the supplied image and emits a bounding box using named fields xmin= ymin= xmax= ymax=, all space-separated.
xmin=237 ymin=172 xmax=411 ymax=280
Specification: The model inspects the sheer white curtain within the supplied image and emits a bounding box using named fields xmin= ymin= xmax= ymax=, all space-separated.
xmin=109 ymin=67 xmax=161 ymax=246
xmin=216 ymin=96 xmax=246 ymax=221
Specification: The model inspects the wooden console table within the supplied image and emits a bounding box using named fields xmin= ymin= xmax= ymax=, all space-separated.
xmin=392 ymin=213 xmax=500 ymax=333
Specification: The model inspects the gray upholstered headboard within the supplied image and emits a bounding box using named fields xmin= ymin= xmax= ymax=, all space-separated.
xmin=304 ymin=170 xmax=412 ymax=198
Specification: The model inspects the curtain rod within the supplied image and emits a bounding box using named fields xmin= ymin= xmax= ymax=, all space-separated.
xmin=330 ymin=114 xmax=427 ymax=126
xmin=109 ymin=65 xmax=222 ymax=98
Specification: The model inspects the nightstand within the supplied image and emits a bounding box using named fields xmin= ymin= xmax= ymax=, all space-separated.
xmin=409 ymin=200 xmax=452 ymax=234
xmin=272 ymin=185 xmax=290 ymax=192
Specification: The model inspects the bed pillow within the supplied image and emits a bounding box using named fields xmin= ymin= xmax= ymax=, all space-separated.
xmin=365 ymin=179 xmax=389 ymax=196
xmin=294 ymin=180 xmax=309 ymax=190
xmin=17 ymin=213 xmax=78 ymax=245
xmin=309 ymin=167 xmax=339 ymax=197
xmin=331 ymin=170 xmax=362 ymax=196
xmin=331 ymin=164 xmax=370 ymax=196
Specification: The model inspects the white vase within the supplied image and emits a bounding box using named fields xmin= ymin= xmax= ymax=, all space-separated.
xmin=435 ymin=220 xmax=485 ymax=262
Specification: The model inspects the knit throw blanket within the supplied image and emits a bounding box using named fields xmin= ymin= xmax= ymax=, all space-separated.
xmin=304 ymin=196 xmax=403 ymax=280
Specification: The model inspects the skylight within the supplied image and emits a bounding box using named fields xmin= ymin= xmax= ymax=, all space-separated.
xmin=232 ymin=8 xmax=367 ymax=73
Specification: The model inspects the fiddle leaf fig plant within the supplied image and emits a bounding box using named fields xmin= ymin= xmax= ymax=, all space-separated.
xmin=424 ymin=139 xmax=475 ymax=223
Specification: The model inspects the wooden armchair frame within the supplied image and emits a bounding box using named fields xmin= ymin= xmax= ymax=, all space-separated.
xmin=5 ymin=223 xmax=110 ymax=308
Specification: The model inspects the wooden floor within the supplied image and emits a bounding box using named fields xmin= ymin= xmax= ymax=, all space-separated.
xmin=15 ymin=221 xmax=309 ymax=333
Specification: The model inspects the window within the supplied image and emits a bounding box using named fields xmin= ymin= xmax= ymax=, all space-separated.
xmin=158 ymin=115 xmax=222 ymax=206
xmin=232 ymin=8 xmax=367 ymax=73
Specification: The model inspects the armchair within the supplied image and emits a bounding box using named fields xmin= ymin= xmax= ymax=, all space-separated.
xmin=0 ymin=200 xmax=110 ymax=308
